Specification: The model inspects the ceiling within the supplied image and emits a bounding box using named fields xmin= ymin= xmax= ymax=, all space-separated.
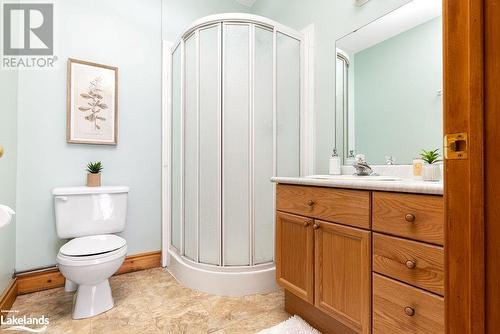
xmin=235 ymin=0 xmax=258 ymax=7
xmin=337 ymin=0 xmax=442 ymax=54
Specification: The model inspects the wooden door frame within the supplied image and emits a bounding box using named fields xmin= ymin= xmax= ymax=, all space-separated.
xmin=443 ymin=0 xmax=488 ymax=333
xmin=484 ymin=1 xmax=500 ymax=333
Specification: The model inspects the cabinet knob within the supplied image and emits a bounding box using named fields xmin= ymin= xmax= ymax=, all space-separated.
xmin=0 ymin=145 xmax=4 ymax=158
xmin=304 ymin=221 xmax=310 ymax=227
xmin=307 ymin=200 xmax=315 ymax=207
xmin=404 ymin=306 xmax=415 ymax=317
xmin=405 ymin=260 xmax=416 ymax=269
xmin=313 ymin=223 xmax=320 ymax=230
xmin=405 ymin=213 xmax=416 ymax=223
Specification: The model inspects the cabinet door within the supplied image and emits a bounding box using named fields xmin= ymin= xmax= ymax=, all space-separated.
xmin=276 ymin=211 xmax=314 ymax=304
xmin=314 ymin=220 xmax=371 ymax=334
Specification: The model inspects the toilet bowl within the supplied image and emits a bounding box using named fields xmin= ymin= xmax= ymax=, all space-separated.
xmin=56 ymin=234 xmax=127 ymax=319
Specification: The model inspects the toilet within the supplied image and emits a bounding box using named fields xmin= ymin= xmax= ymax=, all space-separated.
xmin=52 ymin=186 xmax=129 ymax=319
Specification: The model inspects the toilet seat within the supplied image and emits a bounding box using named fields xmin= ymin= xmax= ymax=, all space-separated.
xmin=60 ymin=234 xmax=126 ymax=257
xmin=57 ymin=245 xmax=127 ymax=266
xmin=57 ymin=235 xmax=127 ymax=267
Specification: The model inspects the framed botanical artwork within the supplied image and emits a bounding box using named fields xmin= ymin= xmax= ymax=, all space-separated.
xmin=67 ymin=58 xmax=118 ymax=145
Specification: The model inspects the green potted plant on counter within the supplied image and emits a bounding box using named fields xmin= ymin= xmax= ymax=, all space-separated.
xmin=420 ymin=149 xmax=441 ymax=182
xmin=86 ymin=161 xmax=103 ymax=187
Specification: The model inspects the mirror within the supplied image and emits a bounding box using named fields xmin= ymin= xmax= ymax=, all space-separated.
xmin=335 ymin=0 xmax=443 ymax=165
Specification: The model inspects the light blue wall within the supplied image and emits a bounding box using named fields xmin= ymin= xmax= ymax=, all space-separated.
xmin=251 ymin=0 xmax=410 ymax=173
xmin=162 ymin=0 xmax=251 ymax=42
xmin=354 ymin=17 xmax=442 ymax=164
xmin=0 ymin=64 xmax=18 ymax=292
xmin=15 ymin=0 xmax=163 ymax=271
xmin=0 ymin=0 xmax=18 ymax=291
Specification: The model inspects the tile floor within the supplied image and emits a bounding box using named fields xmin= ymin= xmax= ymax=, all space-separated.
xmin=1 ymin=268 xmax=289 ymax=334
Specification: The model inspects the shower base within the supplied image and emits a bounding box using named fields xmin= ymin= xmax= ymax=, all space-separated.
xmin=167 ymin=249 xmax=277 ymax=296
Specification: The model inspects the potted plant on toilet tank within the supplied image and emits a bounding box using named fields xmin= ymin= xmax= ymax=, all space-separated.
xmin=86 ymin=161 xmax=103 ymax=187
xmin=420 ymin=149 xmax=441 ymax=182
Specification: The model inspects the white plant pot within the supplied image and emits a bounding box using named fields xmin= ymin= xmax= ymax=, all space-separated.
xmin=422 ymin=164 xmax=441 ymax=182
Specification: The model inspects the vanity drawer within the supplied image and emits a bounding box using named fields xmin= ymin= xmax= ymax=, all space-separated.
xmin=373 ymin=234 xmax=444 ymax=295
xmin=372 ymin=192 xmax=444 ymax=245
xmin=276 ymin=184 xmax=370 ymax=229
xmin=373 ymin=273 xmax=444 ymax=334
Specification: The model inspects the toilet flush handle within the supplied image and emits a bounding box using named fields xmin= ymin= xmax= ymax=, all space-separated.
xmin=55 ymin=196 xmax=68 ymax=201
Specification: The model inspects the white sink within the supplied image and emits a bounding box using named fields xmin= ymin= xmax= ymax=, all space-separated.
xmin=306 ymin=175 xmax=403 ymax=181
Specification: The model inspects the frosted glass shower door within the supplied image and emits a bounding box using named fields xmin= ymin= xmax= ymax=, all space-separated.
xmin=180 ymin=26 xmax=222 ymax=265
xmin=170 ymin=16 xmax=302 ymax=269
xmin=199 ymin=25 xmax=222 ymax=265
xmin=253 ymin=26 xmax=274 ymax=264
xmin=223 ymin=23 xmax=251 ymax=266
xmin=223 ymin=24 xmax=277 ymax=266
xmin=184 ymin=34 xmax=198 ymax=261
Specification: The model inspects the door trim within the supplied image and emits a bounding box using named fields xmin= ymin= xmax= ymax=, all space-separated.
xmin=443 ymin=0 xmax=485 ymax=333
xmin=484 ymin=0 xmax=500 ymax=332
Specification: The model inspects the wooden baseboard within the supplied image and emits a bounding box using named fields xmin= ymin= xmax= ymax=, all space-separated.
xmin=115 ymin=251 xmax=162 ymax=275
xmin=16 ymin=251 xmax=161 ymax=295
xmin=284 ymin=290 xmax=357 ymax=334
xmin=17 ymin=268 xmax=65 ymax=295
xmin=0 ymin=279 xmax=18 ymax=316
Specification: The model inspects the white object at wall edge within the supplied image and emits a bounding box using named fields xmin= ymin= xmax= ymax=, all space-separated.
xmin=0 ymin=204 xmax=15 ymax=229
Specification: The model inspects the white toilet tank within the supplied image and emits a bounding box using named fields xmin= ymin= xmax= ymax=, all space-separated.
xmin=53 ymin=186 xmax=129 ymax=239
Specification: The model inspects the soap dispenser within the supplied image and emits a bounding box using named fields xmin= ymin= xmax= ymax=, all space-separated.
xmin=329 ymin=149 xmax=341 ymax=175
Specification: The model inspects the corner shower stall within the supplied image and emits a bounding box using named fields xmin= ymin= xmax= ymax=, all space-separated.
xmin=166 ymin=14 xmax=302 ymax=295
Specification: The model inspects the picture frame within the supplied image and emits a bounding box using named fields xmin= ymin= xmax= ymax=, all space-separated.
xmin=67 ymin=58 xmax=118 ymax=145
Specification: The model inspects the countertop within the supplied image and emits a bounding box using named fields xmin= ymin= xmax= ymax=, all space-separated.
xmin=271 ymin=176 xmax=443 ymax=195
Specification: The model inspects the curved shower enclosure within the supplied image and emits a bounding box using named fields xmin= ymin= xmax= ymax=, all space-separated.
xmin=167 ymin=14 xmax=302 ymax=295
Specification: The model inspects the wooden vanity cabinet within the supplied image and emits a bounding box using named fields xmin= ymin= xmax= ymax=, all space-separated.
xmin=372 ymin=192 xmax=444 ymax=245
xmin=372 ymin=274 xmax=444 ymax=334
xmin=276 ymin=184 xmax=372 ymax=334
xmin=275 ymin=211 xmax=314 ymax=304
xmin=275 ymin=184 xmax=445 ymax=334
xmin=276 ymin=184 xmax=370 ymax=229
xmin=371 ymin=192 xmax=444 ymax=334
xmin=315 ymin=221 xmax=371 ymax=334
xmin=276 ymin=212 xmax=371 ymax=334
xmin=373 ymin=233 xmax=444 ymax=295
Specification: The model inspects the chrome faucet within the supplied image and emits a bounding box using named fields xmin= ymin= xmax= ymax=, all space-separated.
xmin=352 ymin=154 xmax=374 ymax=176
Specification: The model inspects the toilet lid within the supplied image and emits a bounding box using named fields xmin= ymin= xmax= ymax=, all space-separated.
xmin=60 ymin=235 xmax=126 ymax=256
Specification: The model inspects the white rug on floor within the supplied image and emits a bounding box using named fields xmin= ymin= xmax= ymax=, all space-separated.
xmin=256 ymin=315 xmax=321 ymax=334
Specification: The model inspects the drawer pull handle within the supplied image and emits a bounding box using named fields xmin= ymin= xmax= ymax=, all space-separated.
xmin=304 ymin=221 xmax=310 ymax=227
xmin=313 ymin=223 xmax=320 ymax=230
xmin=405 ymin=260 xmax=416 ymax=269
xmin=405 ymin=213 xmax=416 ymax=222
xmin=307 ymin=200 xmax=315 ymax=207
xmin=404 ymin=306 xmax=415 ymax=317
